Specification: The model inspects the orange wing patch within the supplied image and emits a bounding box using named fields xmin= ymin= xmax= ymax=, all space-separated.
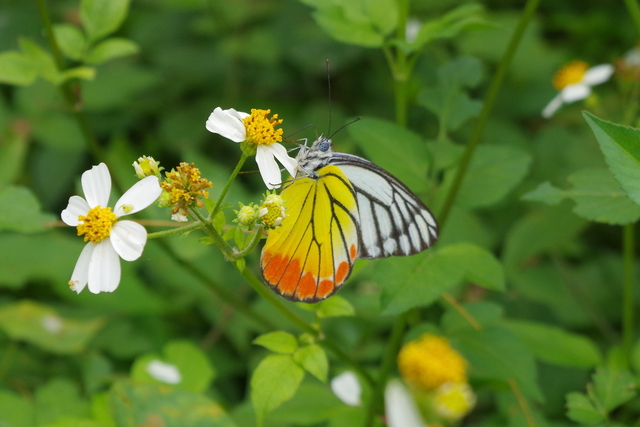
xmin=261 ymin=165 xmax=359 ymax=302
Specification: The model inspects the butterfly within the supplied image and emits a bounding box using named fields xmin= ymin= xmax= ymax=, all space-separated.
xmin=260 ymin=136 xmax=439 ymax=302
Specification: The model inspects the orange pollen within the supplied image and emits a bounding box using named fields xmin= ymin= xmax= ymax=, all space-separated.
xmin=242 ymin=109 xmax=284 ymax=146
xmin=553 ymin=60 xmax=589 ymax=90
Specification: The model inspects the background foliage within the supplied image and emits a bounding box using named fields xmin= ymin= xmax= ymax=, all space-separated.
xmin=1 ymin=0 xmax=640 ymax=426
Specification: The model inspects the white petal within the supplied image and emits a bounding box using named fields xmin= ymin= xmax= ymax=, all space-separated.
xmin=146 ymin=360 xmax=182 ymax=384
xmin=561 ymin=83 xmax=591 ymax=103
xmin=61 ymin=196 xmax=90 ymax=226
xmin=205 ymin=107 xmax=249 ymax=143
xmin=87 ymin=238 xmax=121 ymax=293
xmin=255 ymin=146 xmax=282 ymax=189
xmin=583 ymin=64 xmax=614 ymax=86
xmin=385 ymin=380 xmax=425 ymax=427
xmin=267 ymin=143 xmax=298 ymax=176
xmin=110 ymin=220 xmax=148 ymax=261
xmin=81 ymin=163 xmax=111 ymax=208
xmin=114 ymin=176 xmax=162 ymax=218
xmin=331 ymin=372 xmax=362 ymax=406
xmin=69 ymin=242 xmax=95 ymax=293
xmin=542 ymin=94 xmax=564 ymax=118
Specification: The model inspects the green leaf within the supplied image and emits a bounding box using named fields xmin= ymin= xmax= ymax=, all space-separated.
xmin=0 ymin=300 xmax=105 ymax=354
xmin=35 ymin=378 xmax=91 ymax=425
xmin=566 ymin=392 xmax=606 ymax=424
xmin=131 ymin=340 xmax=215 ymax=393
xmin=377 ymin=242 xmax=504 ymax=315
xmin=0 ymin=186 xmax=55 ymax=233
xmin=418 ymin=56 xmax=483 ymax=133
xmin=312 ymin=7 xmax=384 ymax=47
xmin=109 ymin=380 xmax=235 ymax=427
xmin=0 ymin=51 xmax=38 ymax=86
xmin=53 ymin=23 xmax=86 ymax=61
xmin=253 ymin=331 xmax=298 ymax=354
xmin=584 ymin=112 xmax=640 ymax=206
xmin=31 ymin=113 xmax=85 ymax=151
xmin=316 ymin=295 xmax=355 ymax=318
xmin=85 ymin=37 xmax=139 ymax=64
xmin=592 ymin=367 xmax=637 ymax=412
xmin=413 ymin=3 xmax=485 ymax=48
xmin=348 ymin=116 xmax=429 ymax=193
xmin=0 ymin=390 xmax=34 ymax=427
xmin=251 ymin=354 xmax=305 ymax=426
xmin=504 ymin=320 xmax=601 ymax=368
xmin=453 ymin=144 xmax=532 ymax=208
xmin=60 ymin=66 xmax=96 ymax=82
xmin=18 ymin=38 xmax=62 ymax=85
xmin=293 ymin=344 xmax=328 ymax=382
xmin=0 ymin=131 xmax=29 ymax=185
xmin=81 ymin=0 xmax=131 ymax=42
xmin=523 ymin=169 xmax=640 ymax=225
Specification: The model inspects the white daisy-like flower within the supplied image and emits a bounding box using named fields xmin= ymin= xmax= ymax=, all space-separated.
xmin=61 ymin=163 xmax=162 ymax=294
xmin=385 ymin=379 xmax=426 ymax=427
xmin=146 ymin=359 xmax=182 ymax=384
xmin=330 ymin=371 xmax=362 ymax=407
xmin=206 ymin=107 xmax=297 ymax=189
xmin=542 ymin=61 xmax=614 ymax=118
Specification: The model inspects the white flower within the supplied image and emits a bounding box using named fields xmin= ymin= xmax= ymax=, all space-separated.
xmin=41 ymin=315 xmax=63 ymax=334
xmin=206 ymin=107 xmax=297 ymax=189
xmin=146 ymin=359 xmax=182 ymax=384
xmin=61 ymin=163 xmax=162 ymax=294
xmin=330 ymin=371 xmax=362 ymax=407
xmin=385 ymin=380 xmax=426 ymax=427
xmin=542 ymin=61 xmax=614 ymax=118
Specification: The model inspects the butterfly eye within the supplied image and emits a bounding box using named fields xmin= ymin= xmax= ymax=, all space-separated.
xmin=318 ymin=139 xmax=331 ymax=152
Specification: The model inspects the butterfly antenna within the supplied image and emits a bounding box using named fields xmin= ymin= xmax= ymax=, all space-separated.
xmin=326 ymin=59 xmax=332 ymax=137
xmin=329 ymin=117 xmax=361 ymax=140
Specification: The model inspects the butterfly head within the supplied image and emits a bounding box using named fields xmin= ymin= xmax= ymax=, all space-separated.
xmin=295 ymin=136 xmax=334 ymax=178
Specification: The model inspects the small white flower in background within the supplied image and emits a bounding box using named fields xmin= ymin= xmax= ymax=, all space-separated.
xmin=542 ymin=60 xmax=614 ymax=118
xmin=206 ymin=107 xmax=297 ymax=189
xmin=41 ymin=314 xmax=63 ymax=334
xmin=61 ymin=163 xmax=162 ymax=294
xmin=405 ymin=18 xmax=422 ymax=43
xmin=146 ymin=360 xmax=182 ymax=384
xmin=330 ymin=371 xmax=362 ymax=407
xmin=385 ymin=380 xmax=425 ymax=427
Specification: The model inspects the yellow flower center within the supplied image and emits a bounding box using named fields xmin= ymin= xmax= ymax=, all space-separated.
xmin=259 ymin=201 xmax=285 ymax=228
xmin=434 ymin=383 xmax=475 ymax=420
xmin=242 ymin=109 xmax=284 ymax=146
xmin=76 ymin=206 xmax=116 ymax=244
xmin=160 ymin=162 xmax=212 ymax=215
xmin=553 ymin=60 xmax=588 ymax=90
xmin=397 ymin=334 xmax=468 ymax=391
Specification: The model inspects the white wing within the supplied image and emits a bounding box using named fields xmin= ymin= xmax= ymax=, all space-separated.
xmin=329 ymin=153 xmax=438 ymax=259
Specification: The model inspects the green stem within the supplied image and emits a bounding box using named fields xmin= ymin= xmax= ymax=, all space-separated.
xmin=34 ymin=0 xmax=105 ymax=171
xmin=234 ymin=226 xmax=265 ymax=258
xmin=153 ymin=239 xmax=276 ymax=331
xmin=238 ymin=265 xmax=375 ymax=387
xmin=623 ymin=0 xmax=640 ymax=35
xmin=210 ymin=153 xmax=249 ymax=220
xmin=147 ymin=220 xmax=204 ymax=239
xmin=622 ymin=223 xmax=635 ymax=364
xmin=364 ymin=310 xmax=411 ymax=427
xmin=190 ymin=208 xmax=236 ymax=260
xmin=437 ymin=0 xmax=542 ymax=228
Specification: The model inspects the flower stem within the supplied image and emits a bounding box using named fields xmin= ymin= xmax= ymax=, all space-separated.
xmin=238 ymin=265 xmax=375 ymax=387
xmin=622 ymin=223 xmax=635 ymax=364
xmin=147 ymin=220 xmax=204 ymax=239
xmin=363 ymin=310 xmax=411 ymax=427
xmin=437 ymin=0 xmax=542 ymax=227
xmin=210 ymin=153 xmax=249 ymax=220
xmin=190 ymin=208 xmax=236 ymax=260
xmin=234 ymin=226 xmax=265 ymax=258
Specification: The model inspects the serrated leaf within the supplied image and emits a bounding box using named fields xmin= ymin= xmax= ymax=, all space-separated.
xmin=584 ymin=112 xmax=640 ymax=207
xmin=85 ymin=37 xmax=139 ymax=64
xmin=504 ymin=320 xmax=601 ymax=368
xmin=592 ymin=367 xmax=637 ymax=412
xmin=293 ymin=344 xmax=328 ymax=382
xmin=81 ymin=0 xmax=131 ymax=42
xmin=251 ymin=354 xmax=305 ymax=426
xmin=253 ymin=331 xmax=298 ymax=354
xmin=18 ymin=38 xmax=62 ymax=84
xmin=0 ymin=185 xmax=57 ymax=233
xmin=454 ymin=144 xmax=532 ymax=208
xmin=348 ymin=116 xmax=429 ymax=193
xmin=522 ymin=182 xmax=565 ymax=205
xmin=414 ymin=3 xmax=485 ymax=48
xmin=0 ymin=51 xmax=38 ymax=86
xmin=53 ymin=23 xmax=86 ymax=61
xmin=312 ymin=7 xmax=384 ymax=47
xmin=0 ymin=300 xmax=105 ymax=354
xmin=316 ymin=295 xmax=355 ymax=318
xmin=377 ymin=242 xmax=503 ymax=315
xmin=566 ymin=392 xmax=606 ymax=424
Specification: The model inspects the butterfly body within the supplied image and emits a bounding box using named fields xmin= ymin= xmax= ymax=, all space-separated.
xmin=261 ymin=136 xmax=438 ymax=302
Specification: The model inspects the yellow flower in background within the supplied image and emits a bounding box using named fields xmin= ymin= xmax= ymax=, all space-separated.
xmin=398 ymin=333 xmax=468 ymax=391
xmin=160 ymin=162 xmax=212 ymax=222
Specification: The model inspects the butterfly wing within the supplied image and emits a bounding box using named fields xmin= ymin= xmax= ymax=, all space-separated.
xmin=261 ymin=165 xmax=360 ymax=302
xmin=330 ymin=153 xmax=438 ymax=259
